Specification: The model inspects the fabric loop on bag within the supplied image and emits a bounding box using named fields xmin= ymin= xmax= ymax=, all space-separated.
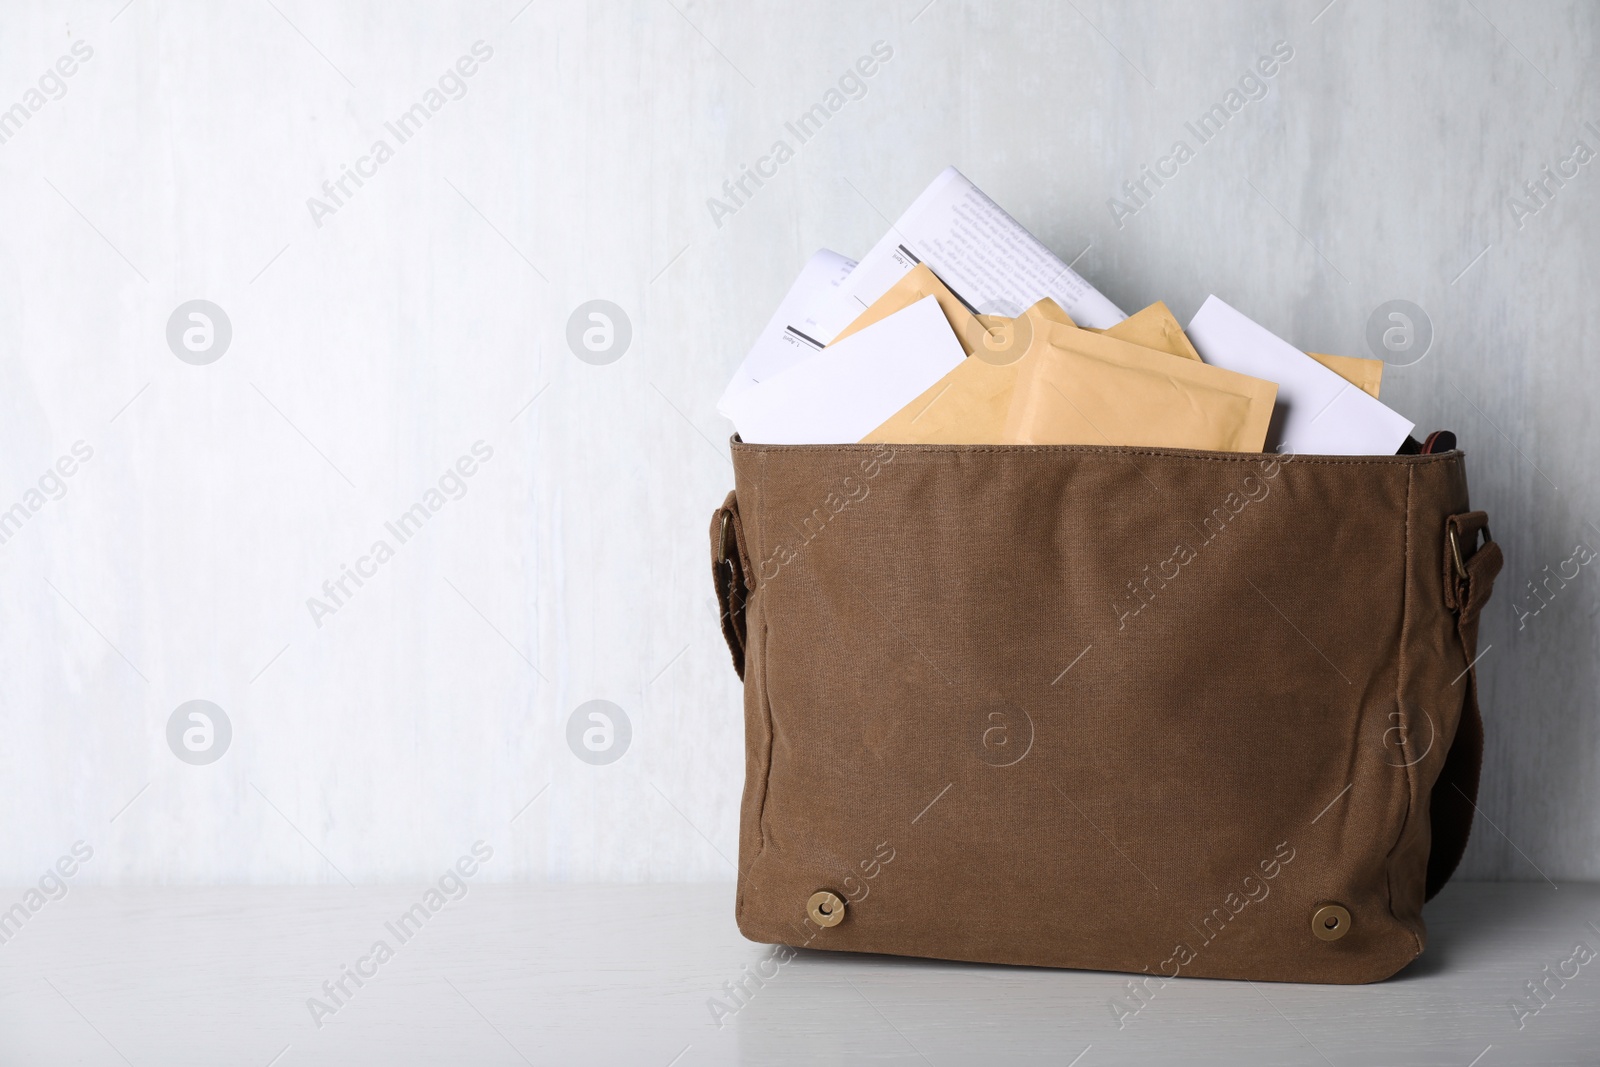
xmin=711 ymin=492 xmax=751 ymax=680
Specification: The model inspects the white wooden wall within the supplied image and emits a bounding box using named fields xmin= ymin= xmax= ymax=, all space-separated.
xmin=0 ymin=0 xmax=1594 ymax=885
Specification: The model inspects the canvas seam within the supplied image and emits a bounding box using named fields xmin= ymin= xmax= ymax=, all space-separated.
xmin=732 ymin=443 xmax=1460 ymax=467
xmin=751 ymin=450 xmax=768 ymax=590
xmin=751 ymin=455 xmax=775 ymax=881
xmin=753 ymin=616 xmax=774 ymax=860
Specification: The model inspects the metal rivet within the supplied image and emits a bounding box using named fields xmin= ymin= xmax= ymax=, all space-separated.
xmin=1311 ymin=903 xmax=1351 ymax=942
xmin=807 ymin=890 xmax=846 ymax=928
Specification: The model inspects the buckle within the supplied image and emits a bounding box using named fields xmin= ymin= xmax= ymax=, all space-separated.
xmin=718 ymin=510 xmax=733 ymax=567
xmin=1449 ymin=523 xmax=1493 ymax=580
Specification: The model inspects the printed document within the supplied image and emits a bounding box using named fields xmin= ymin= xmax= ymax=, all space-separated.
xmin=814 ymin=167 xmax=1126 ymax=340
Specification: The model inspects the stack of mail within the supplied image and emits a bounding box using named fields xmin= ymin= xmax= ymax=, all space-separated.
xmin=718 ymin=167 xmax=1414 ymax=456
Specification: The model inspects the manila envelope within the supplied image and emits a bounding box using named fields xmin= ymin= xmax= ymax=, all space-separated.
xmin=865 ymin=299 xmax=1228 ymax=444
xmin=1092 ymin=301 xmax=1384 ymax=398
xmin=1307 ymin=352 xmax=1383 ymax=398
xmin=862 ymin=300 xmax=1059 ymax=444
xmin=1003 ymin=320 xmax=1279 ymax=452
xmin=1090 ymin=300 xmax=1203 ymax=362
xmin=861 ymin=294 xmax=1291 ymax=448
xmin=830 ymin=263 xmax=982 ymax=354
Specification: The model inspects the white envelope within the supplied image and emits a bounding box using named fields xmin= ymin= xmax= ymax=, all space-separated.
xmin=723 ymin=295 xmax=967 ymax=445
xmin=1186 ymin=296 xmax=1414 ymax=456
xmin=716 ymin=249 xmax=856 ymax=416
xmin=814 ymin=166 xmax=1126 ymax=341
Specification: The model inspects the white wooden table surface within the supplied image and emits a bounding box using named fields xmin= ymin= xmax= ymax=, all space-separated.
xmin=0 ymin=880 xmax=1594 ymax=1065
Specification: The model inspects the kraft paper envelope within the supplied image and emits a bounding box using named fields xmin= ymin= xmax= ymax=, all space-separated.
xmin=1091 ymin=300 xmax=1384 ymax=397
xmin=864 ymin=299 xmax=1262 ymax=447
xmin=724 ymin=295 xmax=966 ymax=445
xmin=1025 ymin=299 xmax=1073 ymax=326
xmin=1003 ymin=319 xmax=1279 ymax=452
xmin=1307 ymin=352 xmax=1383 ymax=399
xmin=1186 ymin=296 xmax=1412 ymax=455
xmin=1092 ymin=301 xmax=1203 ymax=362
xmin=986 ymin=298 xmax=1196 ymax=344
xmin=831 ymin=263 xmax=983 ymax=354
xmin=835 ymin=264 xmax=1092 ymax=365
xmin=858 ymin=286 xmax=1383 ymax=446
xmin=862 ymin=300 xmax=1061 ymax=444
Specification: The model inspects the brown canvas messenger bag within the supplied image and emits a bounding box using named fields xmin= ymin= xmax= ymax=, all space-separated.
xmin=709 ymin=438 xmax=1501 ymax=983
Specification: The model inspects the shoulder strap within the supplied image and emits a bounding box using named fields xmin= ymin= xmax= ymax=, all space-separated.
xmin=711 ymin=491 xmax=751 ymax=680
xmin=1426 ymin=510 xmax=1502 ymax=899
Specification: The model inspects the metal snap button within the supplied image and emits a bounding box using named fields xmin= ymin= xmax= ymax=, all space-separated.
xmin=1311 ymin=903 xmax=1351 ymax=941
xmin=807 ymin=890 xmax=846 ymax=928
